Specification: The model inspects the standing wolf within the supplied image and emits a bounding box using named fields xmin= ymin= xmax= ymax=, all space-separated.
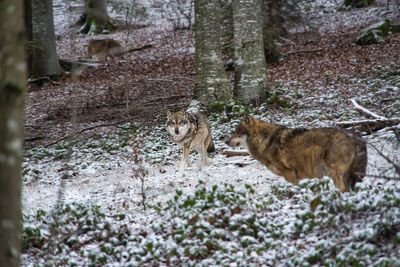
xmin=226 ymin=114 xmax=367 ymax=192
xmin=166 ymin=109 xmax=215 ymax=171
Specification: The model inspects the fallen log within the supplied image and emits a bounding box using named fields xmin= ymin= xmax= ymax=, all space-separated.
xmin=339 ymin=99 xmax=400 ymax=134
xmin=223 ymin=150 xmax=250 ymax=157
xmin=336 ymin=118 xmax=400 ymax=134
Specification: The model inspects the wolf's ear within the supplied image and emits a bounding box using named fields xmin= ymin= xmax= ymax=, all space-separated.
xmin=243 ymin=113 xmax=253 ymax=125
xmin=167 ymin=110 xmax=172 ymax=117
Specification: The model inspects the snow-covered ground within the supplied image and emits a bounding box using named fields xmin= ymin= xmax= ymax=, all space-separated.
xmin=21 ymin=111 xmax=400 ymax=266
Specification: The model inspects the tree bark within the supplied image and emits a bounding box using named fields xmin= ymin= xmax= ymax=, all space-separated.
xmin=24 ymin=0 xmax=33 ymax=77
xmin=80 ymin=0 xmax=115 ymax=34
xmin=221 ymin=0 xmax=234 ymax=52
xmin=233 ymin=0 xmax=268 ymax=105
xmin=31 ymin=0 xmax=63 ymax=78
xmin=0 ymin=0 xmax=26 ymax=266
xmin=194 ymin=0 xmax=231 ymax=107
xmin=262 ymin=0 xmax=284 ymax=63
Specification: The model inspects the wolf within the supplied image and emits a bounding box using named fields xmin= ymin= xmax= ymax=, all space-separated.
xmin=166 ymin=109 xmax=215 ymax=171
xmin=226 ymin=114 xmax=367 ymax=192
xmin=87 ymin=39 xmax=124 ymax=58
xmin=87 ymin=39 xmax=152 ymax=59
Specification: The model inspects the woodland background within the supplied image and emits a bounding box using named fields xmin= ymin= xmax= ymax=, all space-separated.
xmin=0 ymin=0 xmax=399 ymax=266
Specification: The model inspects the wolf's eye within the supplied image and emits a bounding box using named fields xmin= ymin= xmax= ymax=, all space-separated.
xmin=167 ymin=121 xmax=173 ymax=126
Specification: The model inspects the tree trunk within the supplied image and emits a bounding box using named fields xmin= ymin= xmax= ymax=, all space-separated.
xmin=262 ymin=0 xmax=284 ymax=63
xmin=24 ymin=0 xmax=33 ymax=77
xmin=31 ymin=0 xmax=63 ymax=79
xmin=233 ymin=0 xmax=268 ymax=105
xmin=221 ymin=0 xmax=234 ymax=52
xmin=194 ymin=0 xmax=231 ymax=107
xmin=0 ymin=0 xmax=26 ymax=266
xmin=80 ymin=0 xmax=115 ymax=34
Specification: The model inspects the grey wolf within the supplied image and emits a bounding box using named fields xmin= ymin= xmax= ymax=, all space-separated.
xmin=87 ymin=39 xmax=123 ymax=58
xmin=166 ymin=109 xmax=215 ymax=171
xmin=226 ymin=114 xmax=367 ymax=192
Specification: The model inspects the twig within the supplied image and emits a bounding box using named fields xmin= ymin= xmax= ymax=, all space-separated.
xmin=168 ymin=76 xmax=195 ymax=81
xmin=131 ymin=136 xmax=148 ymax=211
xmin=368 ymin=141 xmax=400 ymax=175
xmin=350 ymin=99 xmax=387 ymax=120
xmin=44 ymin=119 xmax=130 ymax=147
xmin=363 ymin=174 xmax=400 ymax=181
xmin=126 ymin=44 xmax=152 ymax=54
xmin=147 ymin=78 xmax=191 ymax=91
xmin=125 ymin=85 xmax=134 ymax=125
xmin=285 ymin=48 xmax=324 ymax=56
xmin=28 ymin=76 xmax=61 ymax=85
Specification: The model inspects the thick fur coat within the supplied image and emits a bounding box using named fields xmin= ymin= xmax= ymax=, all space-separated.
xmin=166 ymin=109 xmax=214 ymax=171
xmin=227 ymin=114 xmax=367 ymax=192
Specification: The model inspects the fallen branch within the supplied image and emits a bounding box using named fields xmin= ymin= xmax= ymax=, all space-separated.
xmin=350 ymin=99 xmax=387 ymax=120
xmin=336 ymin=118 xmax=400 ymax=134
xmin=223 ymin=150 xmax=250 ymax=157
xmin=126 ymin=44 xmax=152 ymax=54
xmin=44 ymin=119 xmax=130 ymax=147
xmin=363 ymin=174 xmax=400 ymax=181
xmin=28 ymin=76 xmax=61 ymax=85
xmin=285 ymin=48 xmax=324 ymax=56
xmin=337 ymin=99 xmax=400 ymax=134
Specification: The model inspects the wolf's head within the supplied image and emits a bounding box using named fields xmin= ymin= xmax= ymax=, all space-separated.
xmin=226 ymin=114 xmax=256 ymax=148
xmin=165 ymin=110 xmax=191 ymax=142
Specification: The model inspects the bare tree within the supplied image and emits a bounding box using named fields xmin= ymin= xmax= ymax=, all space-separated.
xmin=31 ymin=0 xmax=63 ymax=78
xmin=221 ymin=0 xmax=234 ymax=51
xmin=80 ymin=0 xmax=115 ymax=34
xmin=262 ymin=0 xmax=284 ymax=62
xmin=262 ymin=0 xmax=302 ymax=63
xmin=233 ymin=0 xmax=268 ymax=105
xmin=194 ymin=0 xmax=231 ymax=107
xmin=0 ymin=0 xmax=26 ymax=266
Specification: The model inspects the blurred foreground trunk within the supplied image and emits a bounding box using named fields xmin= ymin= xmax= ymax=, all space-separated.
xmin=0 ymin=0 xmax=26 ymax=266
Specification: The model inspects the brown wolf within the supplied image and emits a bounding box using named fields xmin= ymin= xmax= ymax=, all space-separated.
xmin=87 ymin=39 xmax=124 ymax=58
xmin=166 ymin=109 xmax=215 ymax=171
xmin=87 ymin=39 xmax=152 ymax=59
xmin=226 ymin=114 xmax=367 ymax=192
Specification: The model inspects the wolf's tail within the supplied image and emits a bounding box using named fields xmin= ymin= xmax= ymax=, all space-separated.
xmin=207 ymin=137 xmax=215 ymax=153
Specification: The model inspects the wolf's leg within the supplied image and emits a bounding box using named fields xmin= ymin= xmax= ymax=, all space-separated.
xmin=196 ymin=145 xmax=206 ymax=170
xmin=180 ymin=147 xmax=190 ymax=172
xmin=328 ymin=167 xmax=348 ymax=192
xmin=186 ymin=157 xmax=191 ymax=167
xmin=325 ymin=142 xmax=355 ymax=193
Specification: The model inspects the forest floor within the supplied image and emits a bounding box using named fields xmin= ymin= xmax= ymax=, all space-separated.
xmin=22 ymin=0 xmax=400 ymax=266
